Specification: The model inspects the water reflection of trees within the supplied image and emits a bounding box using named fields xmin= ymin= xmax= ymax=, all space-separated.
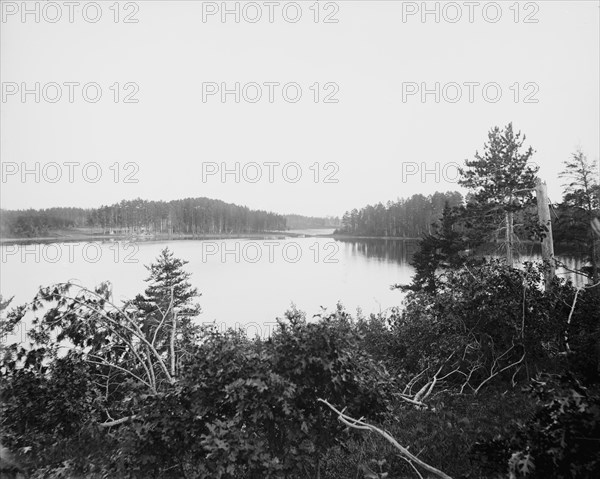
xmin=335 ymin=238 xmax=420 ymax=265
xmin=337 ymin=238 xmax=589 ymax=288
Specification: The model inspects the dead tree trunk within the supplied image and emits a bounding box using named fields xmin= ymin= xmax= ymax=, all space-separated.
xmin=535 ymin=179 xmax=555 ymax=287
xmin=505 ymin=210 xmax=514 ymax=267
xmin=591 ymin=218 xmax=600 ymax=286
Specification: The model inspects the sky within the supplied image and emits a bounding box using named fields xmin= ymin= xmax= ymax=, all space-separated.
xmin=1 ymin=0 xmax=599 ymax=218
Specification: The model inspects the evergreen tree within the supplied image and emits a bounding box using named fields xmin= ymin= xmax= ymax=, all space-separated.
xmin=560 ymin=150 xmax=600 ymax=211
xmin=132 ymin=247 xmax=201 ymax=349
xmin=405 ymin=202 xmax=468 ymax=292
xmin=459 ymin=123 xmax=539 ymax=265
xmin=335 ymin=192 xmax=463 ymax=237
xmin=558 ymin=150 xmax=600 ymax=282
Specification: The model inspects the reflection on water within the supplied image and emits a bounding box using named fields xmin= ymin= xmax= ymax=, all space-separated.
xmin=0 ymin=238 xmax=591 ymax=338
xmin=337 ymin=238 xmax=590 ymax=288
xmin=335 ymin=238 xmax=420 ymax=265
xmin=0 ymin=238 xmax=413 ymax=335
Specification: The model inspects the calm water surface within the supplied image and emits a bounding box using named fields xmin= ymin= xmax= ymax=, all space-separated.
xmin=0 ymin=236 xmax=588 ymax=339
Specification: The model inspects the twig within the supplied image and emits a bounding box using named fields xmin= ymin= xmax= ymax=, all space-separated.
xmin=399 ymin=455 xmax=425 ymax=479
xmin=87 ymin=356 xmax=154 ymax=392
xmin=474 ymin=349 xmax=526 ymax=395
xmin=48 ymin=283 xmax=174 ymax=384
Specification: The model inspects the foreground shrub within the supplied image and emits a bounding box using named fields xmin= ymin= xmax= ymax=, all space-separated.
xmin=471 ymin=374 xmax=600 ymax=478
xmin=116 ymin=307 xmax=395 ymax=478
xmin=321 ymin=387 xmax=535 ymax=478
xmin=3 ymin=256 xmax=599 ymax=478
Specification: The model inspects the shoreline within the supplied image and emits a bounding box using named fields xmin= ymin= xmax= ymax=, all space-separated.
xmin=0 ymin=232 xmax=588 ymax=256
xmin=0 ymin=230 xmax=338 ymax=245
xmin=0 ymin=232 xmax=422 ymax=244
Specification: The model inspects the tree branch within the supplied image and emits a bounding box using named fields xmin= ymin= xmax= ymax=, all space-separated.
xmin=99 ymin=415 xmax=136 ymax=428
xmin=318 ymin=399 xmax=453 ymax=479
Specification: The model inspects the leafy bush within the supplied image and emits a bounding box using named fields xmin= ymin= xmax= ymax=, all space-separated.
xmin=471 ymin=374 xmax=600 ymax=478
xmin=115 ymin=306 xmax=395 ymax=478
xmin=2 ymin=253 xmax=599 ymax=478
xmin=1 ymin=289 xmax=395 ymax=478
xmin=386 ymin=261 xmax=589 ymax=393
xmin=321 ymin=386 xmax=536 ymax=478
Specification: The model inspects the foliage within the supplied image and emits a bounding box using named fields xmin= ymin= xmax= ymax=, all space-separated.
xmin=2 ymin=246 xmax=599 ymax=477
xmin=556 ymin=150 xmax=600 ymax=282
xmin=1 ymin=262 xmax=395 ymax=478
xmin=560 ymin=150 xmax=600 ymax=212
xmin=459 ymin=123 xmax=538 ymax=208
xmin=112 ymin=306 xmax=395 ymax=478
xmin=458 ymin=123 xmax=540 ymax=261
xmin=0 ymin=294 xmax=15 ymax=350
xmin=390 ymin=261 xmax=560 ymax=384
xmin=472 ymin=374 xmax=600 ymax=478
xmin=552 ymin=205 xmax=593 ymax=252
xmin=285 ymin=214 xmax=341 ymax=230
xmin=0 ymin=196 xmax=286 ymax=238
xmin=560 ymin=286 xmax=600 ymax=382
xmin=321 ymin=387 xmax=535 ymax=478
xmin=401 ymin=202 xmax=470 ymax=293
xmin=336 ymin=191 xmax=463 ymax=237
xmin=131 ymin=247 xmax=202 ymax=355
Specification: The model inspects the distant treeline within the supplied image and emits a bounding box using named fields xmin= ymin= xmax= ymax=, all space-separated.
xmin=335 ymin=191 xmax=463 ymax=237
xmin=284 ymin=214 xmax=341 ymax=230
xmin=0 ymin=198 xmax=288 ymax=238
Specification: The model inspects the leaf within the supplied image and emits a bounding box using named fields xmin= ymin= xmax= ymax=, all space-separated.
xmin=360 ymin=464 xmax=380 ymax=479
xmin=518 ymin=453 xmax=535 ymax=475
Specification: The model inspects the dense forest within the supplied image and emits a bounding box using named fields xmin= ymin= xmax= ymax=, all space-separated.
xmin=1 ymin=124 xmax=599 ymax=478
xmin=284 ymin=214 xmax=341 ymax=230
xmin=335 ymin=191 xmax=463 ymax=237
xmin=0 ymin=197 xmax=287 ymax=238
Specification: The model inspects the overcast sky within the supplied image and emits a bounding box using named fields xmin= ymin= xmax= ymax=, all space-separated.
xmin=1 ymin=0 xmax=599 ymax=217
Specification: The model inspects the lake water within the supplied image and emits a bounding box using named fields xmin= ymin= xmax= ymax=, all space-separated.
xmin=0 ymin=235 xmax=589 ymax=340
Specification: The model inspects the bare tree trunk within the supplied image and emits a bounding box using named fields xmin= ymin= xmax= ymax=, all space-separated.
xmin=506 ymin=210 xmax=514 ymax=267
xmin=170 ymin=287 xmax=177 ymax=378
xmin=535 ymin=180 xmax=555 ymax=287
xmin=592 ymin=229 xmax=600 ymax=285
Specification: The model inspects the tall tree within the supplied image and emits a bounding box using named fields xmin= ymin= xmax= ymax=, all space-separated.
xmin=405 ymin=202 xmax=468 ymax=292
xmin=459 ymin=123 xmax=539 ymax=266
xmin=132 ymin=248 xmax=201 ymax=357
xmin=559 ymin=150 xmax=600 ymax=282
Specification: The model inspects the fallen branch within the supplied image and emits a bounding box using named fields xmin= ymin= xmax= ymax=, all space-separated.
xmin=564 ymin=289 xmax=580 ymax=354
xmin=318 ymin=398 xmax=453 ymax=479
xmin=99 ymin=415 xmax=136 ymax=428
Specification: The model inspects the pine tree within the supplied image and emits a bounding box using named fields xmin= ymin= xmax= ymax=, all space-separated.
xmin=559 ymin=150 xmax=600 ymax=282
xmin=405 ymin=203 xmax=467 ymax=292
xmin=132 ymin=247 xmax=201 ymax=350
xmin=459 ymin=123 xmax=539 ymax=266
xmin=560 ymin=150 xmax=599 ymax=211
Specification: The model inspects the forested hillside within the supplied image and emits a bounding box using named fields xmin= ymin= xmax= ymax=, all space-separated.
xmin=285 ymin=214 xmax=341 ymax=230
xmin=335 ymin=191 xmax=463 ymax=237
xmin=0 ymin=197 xmax=287 ymax=238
